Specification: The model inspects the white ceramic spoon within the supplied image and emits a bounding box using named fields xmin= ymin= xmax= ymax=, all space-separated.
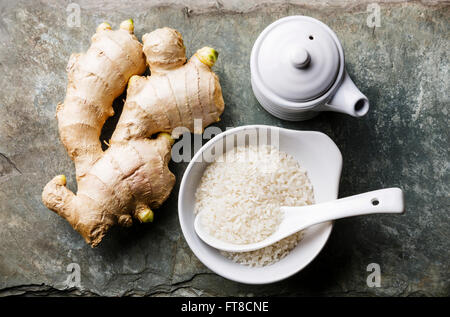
xmin=195 ymin=188 xmax=405 ymax=253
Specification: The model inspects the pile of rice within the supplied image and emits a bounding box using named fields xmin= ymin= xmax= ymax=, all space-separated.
xmin=194 ymin=144 xmax=315 ymax=267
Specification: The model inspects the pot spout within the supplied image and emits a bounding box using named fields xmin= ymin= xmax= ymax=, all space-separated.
xmin=324 ymin=71 xmax=369 ymax=117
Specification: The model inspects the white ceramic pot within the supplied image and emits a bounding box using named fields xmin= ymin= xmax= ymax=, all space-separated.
xmin=178 ymin=125 xmax=342 ymax=284
xmin=251 ymin=16 xmax=369 ymax=121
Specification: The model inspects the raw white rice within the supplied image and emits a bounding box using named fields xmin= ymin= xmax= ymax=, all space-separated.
xmin=194 ymin=144 xmax=315 ymax=267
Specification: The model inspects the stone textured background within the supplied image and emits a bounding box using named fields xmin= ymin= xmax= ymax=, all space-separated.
xmin=0 ymin=0 xmax=448 ymax=296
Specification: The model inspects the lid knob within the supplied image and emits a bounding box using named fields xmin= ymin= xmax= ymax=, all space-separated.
xmin=251 ymin=16 xmax=342 ymax=102
xmin=290 ymin=47 xmax=310 ymax=69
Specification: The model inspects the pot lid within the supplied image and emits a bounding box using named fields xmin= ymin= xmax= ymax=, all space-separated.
xmin=254 ymin=16 xmax=341 ymax=102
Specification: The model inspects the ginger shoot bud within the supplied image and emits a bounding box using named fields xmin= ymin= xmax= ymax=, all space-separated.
xmin=96 ymin=22 xmax=112 ymax=32
xmin=137 ymin=207 xmax=154 ymax=223
xmin=56 ymin=174 xmax=67 ymax=186
xmin=120 ymin=19 xmax=134 ymax=33
xmin=159 ymin=132 xmax=175 ymax=146
xmin=195 ymin=47 xmax=218 ymax=67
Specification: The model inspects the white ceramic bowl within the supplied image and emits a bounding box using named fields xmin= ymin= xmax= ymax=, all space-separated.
xmin=178 ymin=125 xmax=343 ymax=284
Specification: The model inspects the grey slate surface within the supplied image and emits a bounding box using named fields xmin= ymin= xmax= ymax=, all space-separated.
xmin=0 ymin=0 xmax=448 ymax=296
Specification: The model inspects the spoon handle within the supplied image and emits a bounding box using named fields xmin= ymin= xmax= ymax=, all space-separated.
xmin=280 ymin=188 xmax=405 ymax=235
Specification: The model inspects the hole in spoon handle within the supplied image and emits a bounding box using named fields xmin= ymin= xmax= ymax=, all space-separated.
xmin=367 ymin=188 xmax=405 ymax=214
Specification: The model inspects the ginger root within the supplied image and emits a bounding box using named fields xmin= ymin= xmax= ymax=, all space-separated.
xmin=111 ymin=27 xmax=224 ymax=140
xmin=42 ymin=23 xmax=224 ymax=247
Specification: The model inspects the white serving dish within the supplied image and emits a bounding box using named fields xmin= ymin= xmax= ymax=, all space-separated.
xmin=178 ymin=125 xmax=342 ymax=284
xmin=251 ymin=16 xmax=369 ymax=121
